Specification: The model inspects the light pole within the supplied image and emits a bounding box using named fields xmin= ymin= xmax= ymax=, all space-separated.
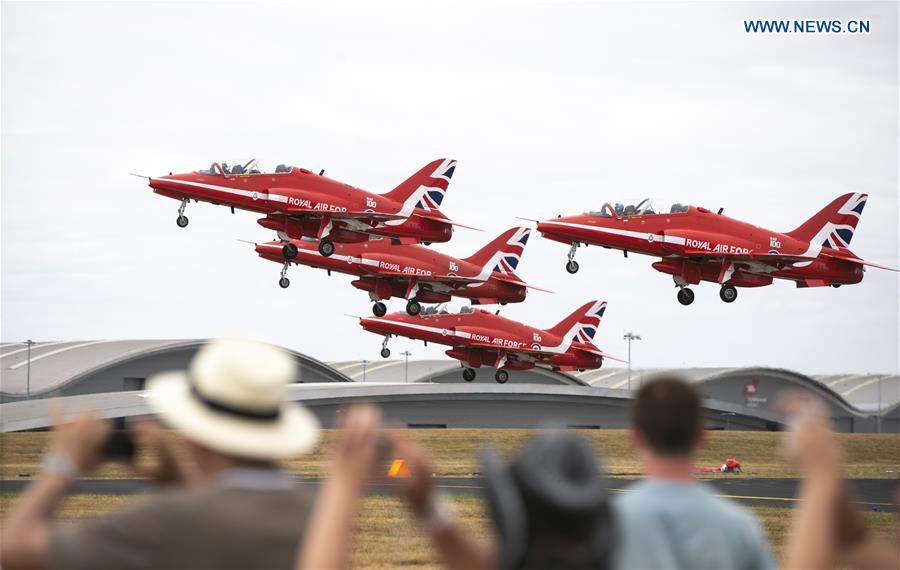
xmin=401 ymin=351 xmax=412 ymax=383
xmin=25 ymin=339 xmax=34 ymax=399
xmin=877 ymin=375 xmax=882 ymax=434
xmin=361 ymin=360 xmax=369 ymax=383
xmin=623 ymin=332 xmax=641 ymax=391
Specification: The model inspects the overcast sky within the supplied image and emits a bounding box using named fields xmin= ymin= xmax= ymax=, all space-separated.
xmin=2 ymin=1 xmax=897 ymax=374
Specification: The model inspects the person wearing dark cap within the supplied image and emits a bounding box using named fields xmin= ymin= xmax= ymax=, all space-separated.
xmin=385 ymin=431 xmax=615 ymax=570
xmin=481 ymin=432 xmax=616 ymax=570
xmin=614 ymin=376 xmax=776 ymax=569
xmin=2 ymin=337 xmax=320 ymax=570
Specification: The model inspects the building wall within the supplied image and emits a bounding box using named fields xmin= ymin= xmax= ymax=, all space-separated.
xmin=1 ymin=346 xmax=347 ymax=403
xmin=299 ymin=394 xmax=774 ymax=431
xmin=695 ymin=372 xmax=892 ymax=433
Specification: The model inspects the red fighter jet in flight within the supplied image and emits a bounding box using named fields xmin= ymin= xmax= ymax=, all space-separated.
xmin=359 ymin=300 xmax=617 ymax=383
xmin=253 ymin=227 xmax=544 ymax=316
xmin=536 ymin=193 xmax=896 ymax=305
xmin=147 ymin=158 xmax=469 ymax=257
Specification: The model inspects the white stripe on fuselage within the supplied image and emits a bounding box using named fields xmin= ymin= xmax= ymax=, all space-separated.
xmin=539 ymin=220 xmax=687 ymax=246
xmin=154 ymin=178 xmax=290 ymax=203
xmin=370 ymin=318 xmax=573 ymax=355
xmin=368 ymin=318 xmax=473 ymax=340
xmin=258 ymin=244 xmax=381 ymax=268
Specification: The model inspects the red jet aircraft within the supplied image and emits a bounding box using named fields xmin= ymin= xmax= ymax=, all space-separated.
xmin=536 ymin=193 xmax=895 ymax=305
xmin=359 ymin=300 xmax=616 ymax=383
xmin=254 ymin=227 xmax=543 ymax=316
xmin=148 ymin=158 xmax=469 ymax=257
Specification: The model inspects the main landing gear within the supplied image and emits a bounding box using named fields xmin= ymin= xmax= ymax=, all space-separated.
xmin=318 ymin=238 xmax=335 ymax=257
xmin=175 ymin=198 xmax=189 ymax=228
xmin=495 ymin=369 xmax=509 ymax=384
xmin=462 ymin=368 xmax=476 ymax=382
xmin=278 ymin=262 xmax=291 ymax=289
xmin=675 ymin=285 xmax=738 ymax=305
xmin=565 ymin=243 xmax=580 ymax=274
xmin=380 ymin=336 xmax=391 ymax=358
xmin=282 ymin=242 xmax=298 ymax=260
xmin=719 ymin=285 xmax=738 ymax=303
xmin=406 ymin=300 xmax=421 ymax=316
xmin=372 ymin=302 xmax=387 ymax=317
xmin=677 ymin=287 xmax=695 ymax=306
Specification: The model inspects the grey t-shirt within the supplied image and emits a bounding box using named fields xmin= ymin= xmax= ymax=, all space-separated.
xmin=613 ymin=479 xmax=777 ymax=570
xmin=49 ymin=470 xmax=312 ymax=570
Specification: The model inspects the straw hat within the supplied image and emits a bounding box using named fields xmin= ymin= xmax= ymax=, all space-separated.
xmin=146 ymin=338 xmax=319 ymax=460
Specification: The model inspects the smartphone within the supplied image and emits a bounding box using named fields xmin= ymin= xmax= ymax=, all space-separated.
xmin=102 ymin=417 xmax=136 ymax=461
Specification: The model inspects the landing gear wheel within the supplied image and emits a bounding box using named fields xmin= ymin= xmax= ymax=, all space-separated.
xmin=566 ymin=260 xmax=580 ymax=274
xmin=282 ymin=243 xmax=298 ymax=260
xmin=176 ymin=215 xmax=189 ymax=228
xmin=278 ymin=277 xmax=290 ymax=289
xmin=318 ymin=239 xmax=335 ymax=257
xmin=719 ymin=285 xmax=738 ymax=303
xmin=494 ymin=369 xmax=509 ymax=384
xmin=380 ymin=348 xmax=391 ymax=358
xmin=462 ymin=368 xmax=476 ymax=382
xmin=406 ymin=300 xmax=422 ymax=316
xmin=372 ymin=302 xmax=387 ymax=317
xmin=677 ymin=288 xmax=695 ymax=306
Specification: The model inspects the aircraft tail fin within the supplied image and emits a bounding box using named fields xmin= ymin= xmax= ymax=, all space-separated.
xmin=785 ymin=193 xmax=867 ymax=250
xmin=464 ymin=227 xmax=532 ymax=276
xmin=545 ymin=300 xmax=608 ymax=345
xmin=383 ymin=158 xmax=456 ymax=214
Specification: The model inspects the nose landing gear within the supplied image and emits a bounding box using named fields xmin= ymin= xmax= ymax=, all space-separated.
xmin=278 ymin=262 xmax=291 ymax=289
xmin=565 ymin=243 xmax=580 ymax=274
xmin=175 ymin=198 xmax=189 ymax=228
xmin=379 ymin=336 xmax=391 ymax=359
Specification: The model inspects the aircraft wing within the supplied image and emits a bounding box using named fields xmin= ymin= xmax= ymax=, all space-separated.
xmin=364 ymin=271 xmax=484 ymax=284
xmin=820 ymin=250 xmax=899 ymax=271
xmin=413 ymin=211 xmax=482 ymax=230
xmin=681 ymin=249 xmax=898 ymax=272
xmin=281 ymin=208 xmax=408 ymax=222
xmin=679 ymin=250 xmax=815 ymax=265
xmin=464 ymin=341 xmax=548 ymax=356
xmin=574 ymin=344 xmax=627 ymax=363
xmin=490 ymin=273 xmax=554 ymax=293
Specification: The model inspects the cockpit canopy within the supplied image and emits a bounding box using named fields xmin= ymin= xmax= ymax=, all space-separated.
xmin=588 ymin=199 xmax=690 ymax=218
xmin=419 ymin=305 xmax=476 ymax=316
xmin=195 ymin=159 xmax=293 ymax=176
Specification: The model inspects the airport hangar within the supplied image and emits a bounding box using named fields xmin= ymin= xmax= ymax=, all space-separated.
xmin=1 ymin=340 xmax=897 ymax=434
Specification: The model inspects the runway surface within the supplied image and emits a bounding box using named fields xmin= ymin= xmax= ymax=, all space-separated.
xmin=2 ymin=477 xmax=897 ymax=510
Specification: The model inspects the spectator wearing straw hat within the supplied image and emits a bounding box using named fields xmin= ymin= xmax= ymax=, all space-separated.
xmin=2 ymin=337 xmax=320 ymax=570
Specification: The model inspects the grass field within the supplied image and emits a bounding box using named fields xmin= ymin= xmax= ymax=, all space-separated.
xmin=2 ymin=429 xmax=899 ymax=480
xmin=1 ymin=492 xmax=896 ymax=569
